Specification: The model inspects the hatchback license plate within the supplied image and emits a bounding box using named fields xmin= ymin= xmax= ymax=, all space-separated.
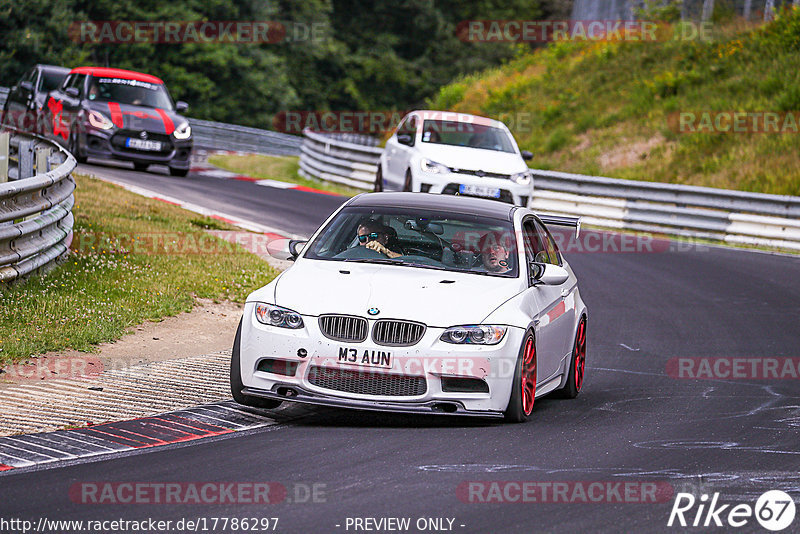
xmin=459 ymin=184 xmax=501 ymax=198
xmin=126 ymin=138 xmax=162 ymax=151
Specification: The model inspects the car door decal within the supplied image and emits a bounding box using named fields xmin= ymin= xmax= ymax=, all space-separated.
xmin=155 ymin=108 xmax=175 ymax=135
xmin=107 ymin=102 xmax=124 ymax=128
xmin=47 ymin=97 xmax=68 ymax=140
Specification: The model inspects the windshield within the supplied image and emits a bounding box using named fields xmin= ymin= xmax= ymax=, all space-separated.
xmin=87 ymin=76 xmax=173 ymax=109
xmin=40 ymin=71 xmax=67 ymax=93
xmin=421 ymin=119 xmax=517 ymax=153
xmin=305 ymin=206 xmax=519 ymax=277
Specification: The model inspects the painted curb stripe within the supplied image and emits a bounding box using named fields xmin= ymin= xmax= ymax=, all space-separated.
xmin=0 ymin=402 xmax=275 ymax=473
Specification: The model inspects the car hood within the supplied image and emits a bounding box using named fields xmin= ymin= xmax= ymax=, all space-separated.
xmin=416 ymin=144 xmax=527 ymax=175
xmin=87 ymin=100 xmax=185 ymax=135
xmin=255 ymin=259 xmax=523 ymax=327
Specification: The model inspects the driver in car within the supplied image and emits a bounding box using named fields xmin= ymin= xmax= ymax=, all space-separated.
xmin=478 ymin=231 xmax=512 ymax=273
xmin=357 ymin=221 xmax=403 ymax=259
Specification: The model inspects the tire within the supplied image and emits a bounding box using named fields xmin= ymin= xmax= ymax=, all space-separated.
xmin=133 ymin=162 xmax=149 ymax=172
xmin=68 ymin=128 xmax=87 ymax=164
xmin=504 ymin=331 xmax=537 ymax=423
xmin=231 ymin=319 xmax=283 ymax=409
xmin=557 ymin=316 xmax=587 ymax=399
xmin=374 ymin=166 xmax=383 ymax=192
xmin=403 ymin=170 xmax=413 ymax=192
xmin=169 ymin=167 xmax=189 ymax=177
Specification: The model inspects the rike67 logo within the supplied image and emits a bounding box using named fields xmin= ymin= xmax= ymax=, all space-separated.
xmin=668 ymin=490 xmax=796 ymax=531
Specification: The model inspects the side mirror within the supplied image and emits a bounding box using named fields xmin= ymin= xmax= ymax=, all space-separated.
xmin=266 ymin=239 xmax=308 ymax=261
xmin=530 ymin=262 xmax=569 ymax=286
xmin=20 ymin=81 xmax=33 ymax=93
xmin=397 ymin=133 xmax=413 ymax=146
xmin=288 ymin=239 xmax=307 ymax=259
xmin=65 ymin=87 xmax=80 ymax=98
xmin=521 ymin=150 xmax=533 ymax=161
xmin=175 ymin=101 xmax=189 ymax=113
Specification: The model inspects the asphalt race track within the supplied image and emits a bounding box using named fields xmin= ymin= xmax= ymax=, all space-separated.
xmin=2 ymin=161 xmax=799 ymax=533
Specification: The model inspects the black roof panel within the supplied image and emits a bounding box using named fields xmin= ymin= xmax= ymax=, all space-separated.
xmin=348 ymin=193 xmax=516 ymax=221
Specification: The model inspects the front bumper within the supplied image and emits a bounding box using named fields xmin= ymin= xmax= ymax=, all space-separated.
xmin=80 ymin=123 xmax=192 ymax=169
xmin=417 ymin=171 xmax=531 ymax=206
xmin=238 ymin=302 xmax=526 ymax=417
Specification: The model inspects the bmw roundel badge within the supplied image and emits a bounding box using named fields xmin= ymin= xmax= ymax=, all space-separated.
xmin=368 ymin=308 xmax=380 ymax=316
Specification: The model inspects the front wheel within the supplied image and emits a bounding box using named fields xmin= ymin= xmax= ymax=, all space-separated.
xmin=403 ymin=170 xmax=413 ymax=192
xmin=231 ymin=319 xmax=283 ymax=409
xmin=557 ymin=316 xmax=586 ymax=399
xmin=169 ymin=166 xmax=189 ymax=177
xmin=505 ymin=331 xmax=537 ymax=423
xmin=374 ymin=166 xmax=383 ymax=192
xmin=68 ymin=129 xmax=87 ymax=164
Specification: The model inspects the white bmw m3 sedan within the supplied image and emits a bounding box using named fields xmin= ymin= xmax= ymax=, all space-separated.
xmin=231 ymin=193 xmax=587 ymax=422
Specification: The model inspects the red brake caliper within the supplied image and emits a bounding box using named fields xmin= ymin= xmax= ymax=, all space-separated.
xmin=575 ymin=320 xmax=586 ymax=390
xmin=522 ymin=337 xmax=536 ymax=415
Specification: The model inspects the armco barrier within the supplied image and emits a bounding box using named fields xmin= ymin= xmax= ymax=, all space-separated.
xmin=0 ymin=129 xmax=76 ymax=283
xmin=529 ymin=170 xmax=800 ymax=251
xmin=298 ymin=129 xmax=382 ymax=189
xmin=298 ymin=129 xmax=800 ymax=250
xmin=189 ymin=118 xmax=302 ymax=156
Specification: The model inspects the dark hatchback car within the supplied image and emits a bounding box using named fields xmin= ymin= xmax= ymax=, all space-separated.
xmin=42 ymin=66 xmax=192 ymax=176
xmin=1 ymin=64 xmax=70 ymax=134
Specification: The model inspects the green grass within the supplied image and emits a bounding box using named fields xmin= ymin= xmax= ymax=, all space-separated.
xmin=0 ymin=174 xmax=278 ymax=363
xmin=427 ymin=9 xmax=800 ymax=196
xmin=207 ymin=153 xmax=363 ymax=197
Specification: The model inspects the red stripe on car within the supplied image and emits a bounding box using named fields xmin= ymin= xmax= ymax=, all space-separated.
xmin=108 ymin=102 xmax=124 ymax=128
xmin=156 ymin=108 xmax=175 ymax=135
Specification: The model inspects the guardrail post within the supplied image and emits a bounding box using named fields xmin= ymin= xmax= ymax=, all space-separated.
xmin=0 ymin=132 xmax=8 ymax=183
xmin=35 ymin=147 xmax=51 ymax=174
xmin=18 ymin=139 xmax=35 ymax=180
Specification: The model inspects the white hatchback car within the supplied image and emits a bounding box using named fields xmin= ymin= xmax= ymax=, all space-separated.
xmin=376 ymin=111 xmax=534 ymax=206
xmin=231 ymin=193 xmax=587 ymax=422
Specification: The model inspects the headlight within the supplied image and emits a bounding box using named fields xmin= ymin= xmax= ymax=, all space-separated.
xmin=88 ymin=110 xmax=114 ymax=130
xmin=510 ymin=170 xmax=532 ymax=185
xmin=255 ymin=303 xmax=304 ymax=329
xmin=420 ymin=158 xmax=450 ymax=174
xmin=173 ymin=121 xmax=191 ymax=140
xmin=440 ymin=325 xmax=507 ymax=345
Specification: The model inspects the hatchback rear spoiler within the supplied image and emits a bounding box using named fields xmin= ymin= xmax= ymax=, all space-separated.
xmin=538 ymin=214 xmax=581 ymax=238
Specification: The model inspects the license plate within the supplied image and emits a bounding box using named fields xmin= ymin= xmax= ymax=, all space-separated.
xmin=459 ymin=184 xmax=501 ymax=198
xmin=337 ymin=346 xmax=392 ymax=369
xmin=125 ymin=138 xmax=162 ymax=151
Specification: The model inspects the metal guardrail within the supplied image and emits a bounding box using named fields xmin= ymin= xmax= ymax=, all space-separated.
xmin=0 ymin=129 xmax=76 ymax=283
xmin=189 ymin=118 xmax=302 ymax=156
xmin=298 ymin=129 xmax=382 ymax=189
xmin=530 ymin=171 xmax=800 ymax=250
xmin=298 ymin=129 xmax=800 ymax=250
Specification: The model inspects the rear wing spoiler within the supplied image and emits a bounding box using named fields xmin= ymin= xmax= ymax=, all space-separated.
xmin=538 ymin=215 xmax=581 ymax=238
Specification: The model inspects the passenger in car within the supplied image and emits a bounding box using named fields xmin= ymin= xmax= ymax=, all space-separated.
xmin=357 ymin=220 xmax=403 ymax=259
xmin=477 ymin=231 xmax=512 ymax=273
